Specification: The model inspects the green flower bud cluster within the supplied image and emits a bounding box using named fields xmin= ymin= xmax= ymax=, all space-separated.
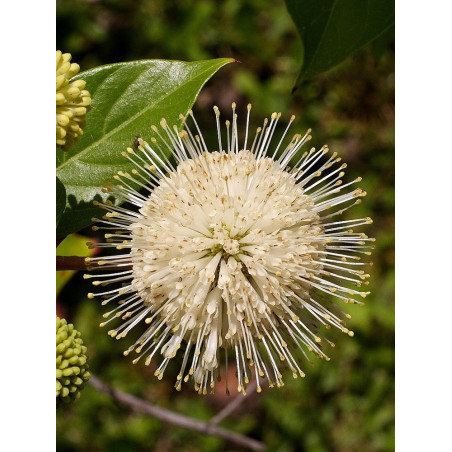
xmin=56 ymin=316 xmax=90 ymax=405
xmin=56 ymin=50 xmax=91 ymax=150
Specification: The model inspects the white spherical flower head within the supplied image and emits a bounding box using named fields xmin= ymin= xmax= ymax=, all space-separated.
xmin=86 ymin=104 xmax=373 ymax=395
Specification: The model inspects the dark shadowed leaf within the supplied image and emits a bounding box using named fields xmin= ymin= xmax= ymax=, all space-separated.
xmin=285 ymin=0 xmax=394 ymax=86
xmin=56 ymin=58 xmax=234 ymax=237
xmin=56 ymin=176 xmax=66 ymax=228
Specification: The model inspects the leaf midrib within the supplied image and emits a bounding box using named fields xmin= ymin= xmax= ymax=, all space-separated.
xmin=57 ymin=60 xmax=228 ymax=172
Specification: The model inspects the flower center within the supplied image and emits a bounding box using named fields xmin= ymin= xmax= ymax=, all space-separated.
xmin=222 ymin=238 xmax=240 ymax=255
xmin=210 ymin=226 xmax=242 ymax=256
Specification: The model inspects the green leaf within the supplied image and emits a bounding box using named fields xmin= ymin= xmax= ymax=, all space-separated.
xmin=56 ymin=58 xmax=234 ymax=237
xmin=56 ymin=176 xmax=66 ymax=228
xmin=285 ymin=0 xmax=395 ymax=86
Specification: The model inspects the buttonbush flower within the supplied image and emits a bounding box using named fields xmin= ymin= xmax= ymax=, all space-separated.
xmin=56 ymin=316 xmax=90 ymax=405
xmin=56 ymin=50 xmax=91 ymax=150
xmin=86 ymin=105 xmax=373 ymax=395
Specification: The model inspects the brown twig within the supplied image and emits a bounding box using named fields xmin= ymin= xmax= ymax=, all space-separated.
xmin=56 ymin=256 xmax=133 ymax=272
xmin=88 ymin=374 xmax=265 ymax=451
xmin=56 ymin=256 xmax=88 ymax=271
xmin=209 ymin=380 xmax=257 ymax=426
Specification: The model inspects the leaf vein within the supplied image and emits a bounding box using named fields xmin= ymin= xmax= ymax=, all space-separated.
xmin=57 ymin=61 xmax=227 ymax=173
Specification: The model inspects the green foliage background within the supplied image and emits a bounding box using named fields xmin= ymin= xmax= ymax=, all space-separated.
xmin=56 ymin=0 xmax=394 ymax=451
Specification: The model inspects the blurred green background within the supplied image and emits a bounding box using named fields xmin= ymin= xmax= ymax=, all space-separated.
xmin=56 ymin=0 xmax=394 ymax=451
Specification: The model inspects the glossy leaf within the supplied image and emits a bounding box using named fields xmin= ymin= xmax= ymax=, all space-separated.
xmin=56 ymin=176 xmax=66 ymax=228
xmin=286 ymin=0 xmax=395 ymax=86
xmin=56 ymin=58 xmax=234 ymax=237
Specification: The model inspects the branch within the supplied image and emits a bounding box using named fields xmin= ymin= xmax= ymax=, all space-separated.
xmin=56 ymin=256 xmax=88 ymax=271
xmin=88 ymin=374 xmax=265 ymax=451
xmin=56 ymin=256 xmax=133 ymax=272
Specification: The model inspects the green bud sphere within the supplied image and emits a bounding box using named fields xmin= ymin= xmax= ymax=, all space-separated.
xmin=56 ymin=316 xmax=90 ymax=405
